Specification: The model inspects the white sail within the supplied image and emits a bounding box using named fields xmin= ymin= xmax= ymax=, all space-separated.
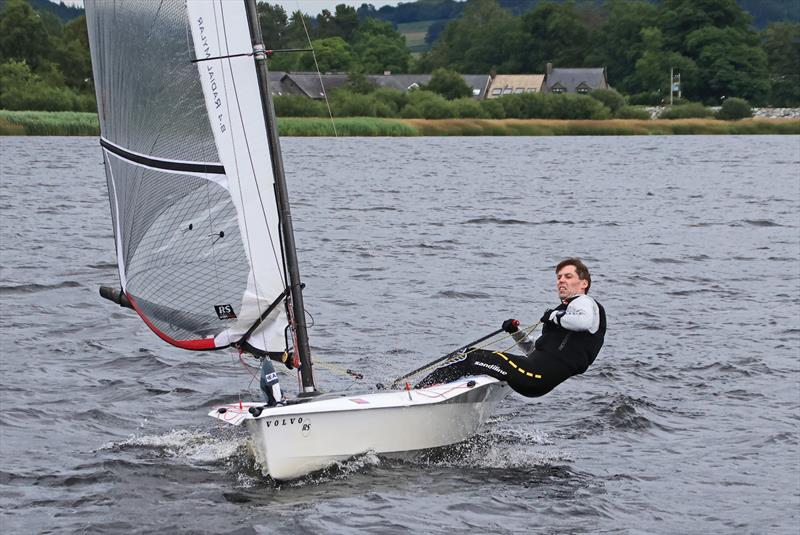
xmin=86 ymin=0 xmax=288 ymax=353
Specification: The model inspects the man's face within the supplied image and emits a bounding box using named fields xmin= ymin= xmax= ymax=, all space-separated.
xmin=556 ymin=264 xmax=588 ymax=300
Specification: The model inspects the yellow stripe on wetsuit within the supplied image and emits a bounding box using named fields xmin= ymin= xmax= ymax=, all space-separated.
xmin=494 ymin=351 xmax=542 ymax=379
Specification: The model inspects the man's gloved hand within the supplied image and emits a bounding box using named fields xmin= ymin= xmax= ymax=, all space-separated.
xmin=540 ymin=309 xmax=555 ymax=324
xmin=281 ymin=352 xmax=294 ymax=370
xmin=502 ymin=318 xmax=520 ymax=333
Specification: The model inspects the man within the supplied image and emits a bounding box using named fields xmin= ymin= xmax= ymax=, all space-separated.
xmin=417 ymin=258 xmax=605 ymax=397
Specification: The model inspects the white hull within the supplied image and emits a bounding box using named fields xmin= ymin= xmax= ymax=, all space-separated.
xmin=210 ymin=376 xmax=509 ymax=480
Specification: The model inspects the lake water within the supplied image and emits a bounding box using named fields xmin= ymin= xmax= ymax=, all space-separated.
xmin=1 ymin=135 xmax=798 ymax=534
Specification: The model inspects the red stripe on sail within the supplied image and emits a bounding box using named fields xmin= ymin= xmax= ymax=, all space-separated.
xmin=126 ymin=292 xmax=218 ymax=350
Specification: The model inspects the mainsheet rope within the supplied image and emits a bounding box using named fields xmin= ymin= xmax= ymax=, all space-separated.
xmin=393 ymin=322 xmax=542 ymax=386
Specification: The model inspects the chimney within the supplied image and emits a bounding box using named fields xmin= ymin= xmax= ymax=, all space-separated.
xmin=546 ymin=63 xmax=553 ymax=75
xmin=490 ymin=66 xmax=497 ymax=79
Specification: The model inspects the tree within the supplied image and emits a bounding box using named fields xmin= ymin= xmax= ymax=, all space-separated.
xmin=516 ymin=1 xmax=593 ymax=72
xmin=589 ymin=0 xmax=660 ymax=94
xmin=258 ymin=2 xmax=289 ymax=49
xmin=56 ymin=16 xmax=92 ymax=91
xmin=659 ymin=0 xmax=752 ymax=53
xmin=0 ymin=0 xmax=52 ymax=70
xmin=762 ymin=22 xmax=800 ymax=106
xmin=424 ymin=67 xmax=472 ymax=100
xmin=628 ymin=27 xmax=697 ymax=99
xmin=421 ymin=0 xmax=521 ymax=73
xmin=315 ymin=5 xmax=359 ymax=41
xmin=297 ymin=37 xmax=353 ymax=73
xmin=685 ymin=26 xmax=770 ymax=104
xmin=352 ymin=18 xmax=411 ymax=74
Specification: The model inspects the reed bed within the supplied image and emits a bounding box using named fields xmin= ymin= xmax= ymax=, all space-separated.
xmin=278 ymin=117 xmax=418 ymax=137
xmin=0 ymin=110 xmax=99 ymax=136
xmin=2 ymin=111 xmax=797 ymax=137
xmin=402 ymin=118 xmax=800 ymax=136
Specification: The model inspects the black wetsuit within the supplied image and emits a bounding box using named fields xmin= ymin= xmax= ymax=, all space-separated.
xmin=417 ymin=295 xmax=606 ymax=397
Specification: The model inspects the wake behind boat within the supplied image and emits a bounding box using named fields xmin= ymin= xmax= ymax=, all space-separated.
xmin=85 ymin=0 xmax=508 ymax=480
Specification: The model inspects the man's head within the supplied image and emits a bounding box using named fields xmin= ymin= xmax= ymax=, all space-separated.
xmin=555 ymin=258 xmax=591 ymax=299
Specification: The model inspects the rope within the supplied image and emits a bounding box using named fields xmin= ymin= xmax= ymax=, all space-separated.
xmin=397 ymin=322 xmax=542 ymax=385
xmin=296 ymin=5 xmax=338 ymax=137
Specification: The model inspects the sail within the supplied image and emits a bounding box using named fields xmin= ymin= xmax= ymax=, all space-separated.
xmin=85 ymin=0 xmax=288 ymax=353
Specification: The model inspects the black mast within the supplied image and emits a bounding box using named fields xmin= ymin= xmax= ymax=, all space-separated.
xmin=244 ymin=0 xmax=315 ymax=392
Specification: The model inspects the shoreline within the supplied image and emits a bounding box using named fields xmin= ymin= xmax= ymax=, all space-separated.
xmin=2 ymin=111 xmax=799 ymax=136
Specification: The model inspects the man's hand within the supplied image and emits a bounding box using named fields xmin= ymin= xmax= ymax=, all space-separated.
xmin=502 ymin=318 xmax=520 ymax=333
xmin=281 ymin=352 xmax=294 ymax=370
xmin=540 ymin=309 xmax=555 ymax=324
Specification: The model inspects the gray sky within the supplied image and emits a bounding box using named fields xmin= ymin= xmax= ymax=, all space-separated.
xmin=61 ymin=1 xmax=406 ymax=16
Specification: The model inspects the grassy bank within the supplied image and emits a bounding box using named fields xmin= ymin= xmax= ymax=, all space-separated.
xmin=0 ymin=110 xmax=100 ymax=136
xmin=2 ymin=111 xmax=798 ymax=136
xmin=279 ymin=117 xmax=417 ymax=136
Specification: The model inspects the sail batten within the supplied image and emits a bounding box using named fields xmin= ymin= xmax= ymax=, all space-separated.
xmin=87 ymin=0 xmax=290 ymax=354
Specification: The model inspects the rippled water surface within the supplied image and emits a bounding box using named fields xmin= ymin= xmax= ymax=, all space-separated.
xmin=1 ymin=135 xmax=799 ymax=534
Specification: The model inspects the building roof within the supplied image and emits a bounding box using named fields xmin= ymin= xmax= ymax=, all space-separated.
xmin=270 ymin=72 xmax=492 ymax=99
xmin=281 ymin=73 xmax=351 ymax=98
xmin=545 ymin=68 xmax=607 ymax=93
xmin=487 ymin=74 xmax=545 ymax=98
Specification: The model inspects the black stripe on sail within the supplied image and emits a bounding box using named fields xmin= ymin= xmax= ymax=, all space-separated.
xmin=100 ymin=138 xmax=225 ymax=175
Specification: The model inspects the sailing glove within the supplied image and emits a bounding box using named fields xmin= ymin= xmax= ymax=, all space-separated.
xmin=502 ymin=318 xmax=520 ymax=333
xmin=540 ymin=309 xmax=555 ymax=325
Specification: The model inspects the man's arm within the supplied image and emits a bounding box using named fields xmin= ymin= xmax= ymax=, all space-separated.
xmin=551 ymin=295 xmax=600 ymax=333
xmin=511 ymin=330 xmax=536 ymax=356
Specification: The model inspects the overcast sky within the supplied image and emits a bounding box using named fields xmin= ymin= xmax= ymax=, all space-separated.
xmin=61 ymin=1 xmax=407 ymax=16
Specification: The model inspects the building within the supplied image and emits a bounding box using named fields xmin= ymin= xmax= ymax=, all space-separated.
xmin=269 ymin=72 xmax=491 ymax=99
xmin=544 ymin=64 xmax=609 ymax=94
xmin=486 ymin=74 xmax=545 ymax=98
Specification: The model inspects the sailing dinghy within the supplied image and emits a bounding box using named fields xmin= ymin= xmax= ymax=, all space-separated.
xmin=86 ymin=0 xmax=508 ymax=480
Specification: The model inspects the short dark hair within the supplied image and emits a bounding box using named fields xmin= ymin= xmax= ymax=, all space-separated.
xmin=556 ymin=257 xmax=591 ymax=293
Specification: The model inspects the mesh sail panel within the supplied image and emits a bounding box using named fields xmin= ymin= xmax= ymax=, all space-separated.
xmin=87 ymin=0 xmax=289 ymax=352
xmin=86 ymin=1 xmax=217 ymax=162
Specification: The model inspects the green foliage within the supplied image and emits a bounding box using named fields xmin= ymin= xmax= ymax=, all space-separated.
xmin=424 ymin=67 xmax=472 ymax=100
xmin=420 ymin=0 xmax=521 ymax=73
xmin=346 ymin=71 xmax=378 ymax=94
xmin=329 ymin=89 xmax=380 ymax=117
xmin=450 ymin=98 xmax=489 ymax=118
xmin=627 ymin=91 xmax=664 ymax=105
xmin=660 ymin=102 xmax=714 ymax=119
xmin=716 ymin=97 xmax=752 ymax=120
xmin=273 ymin=94 xmax=327 ymax=117
xmin=297 ymin=37 xmax=353 ymax=72
xmin=352 ymin=18 xmax=411 ymax=74
xmin=517 ymin=2 xmax=594 ymax=71
xmin=479 ymin=99 xmax=507 ymax=119
xmin=762 ymin=22 xmax=800 ymax=106
xmin=0 ymin=109 xmax=98 ymax=135
xmin=401 ymin=90 xmax=451 ymax=119
xmin=277 ymin=117 xmax=418 ymax=137
xmin=588 ymin=88 xmax=626 ymax=114
xmin=615 ymin=105 xmax=652 ymax=119
xmin=493 ymin=92 xmax=610 ymax=120
xmin=371 ymin=87 xmax=410 ymax=116
xmin=0 ymin=0 xmax=51 ymax=70
xmin=0 ymin=59 xmax=95 ymax=111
